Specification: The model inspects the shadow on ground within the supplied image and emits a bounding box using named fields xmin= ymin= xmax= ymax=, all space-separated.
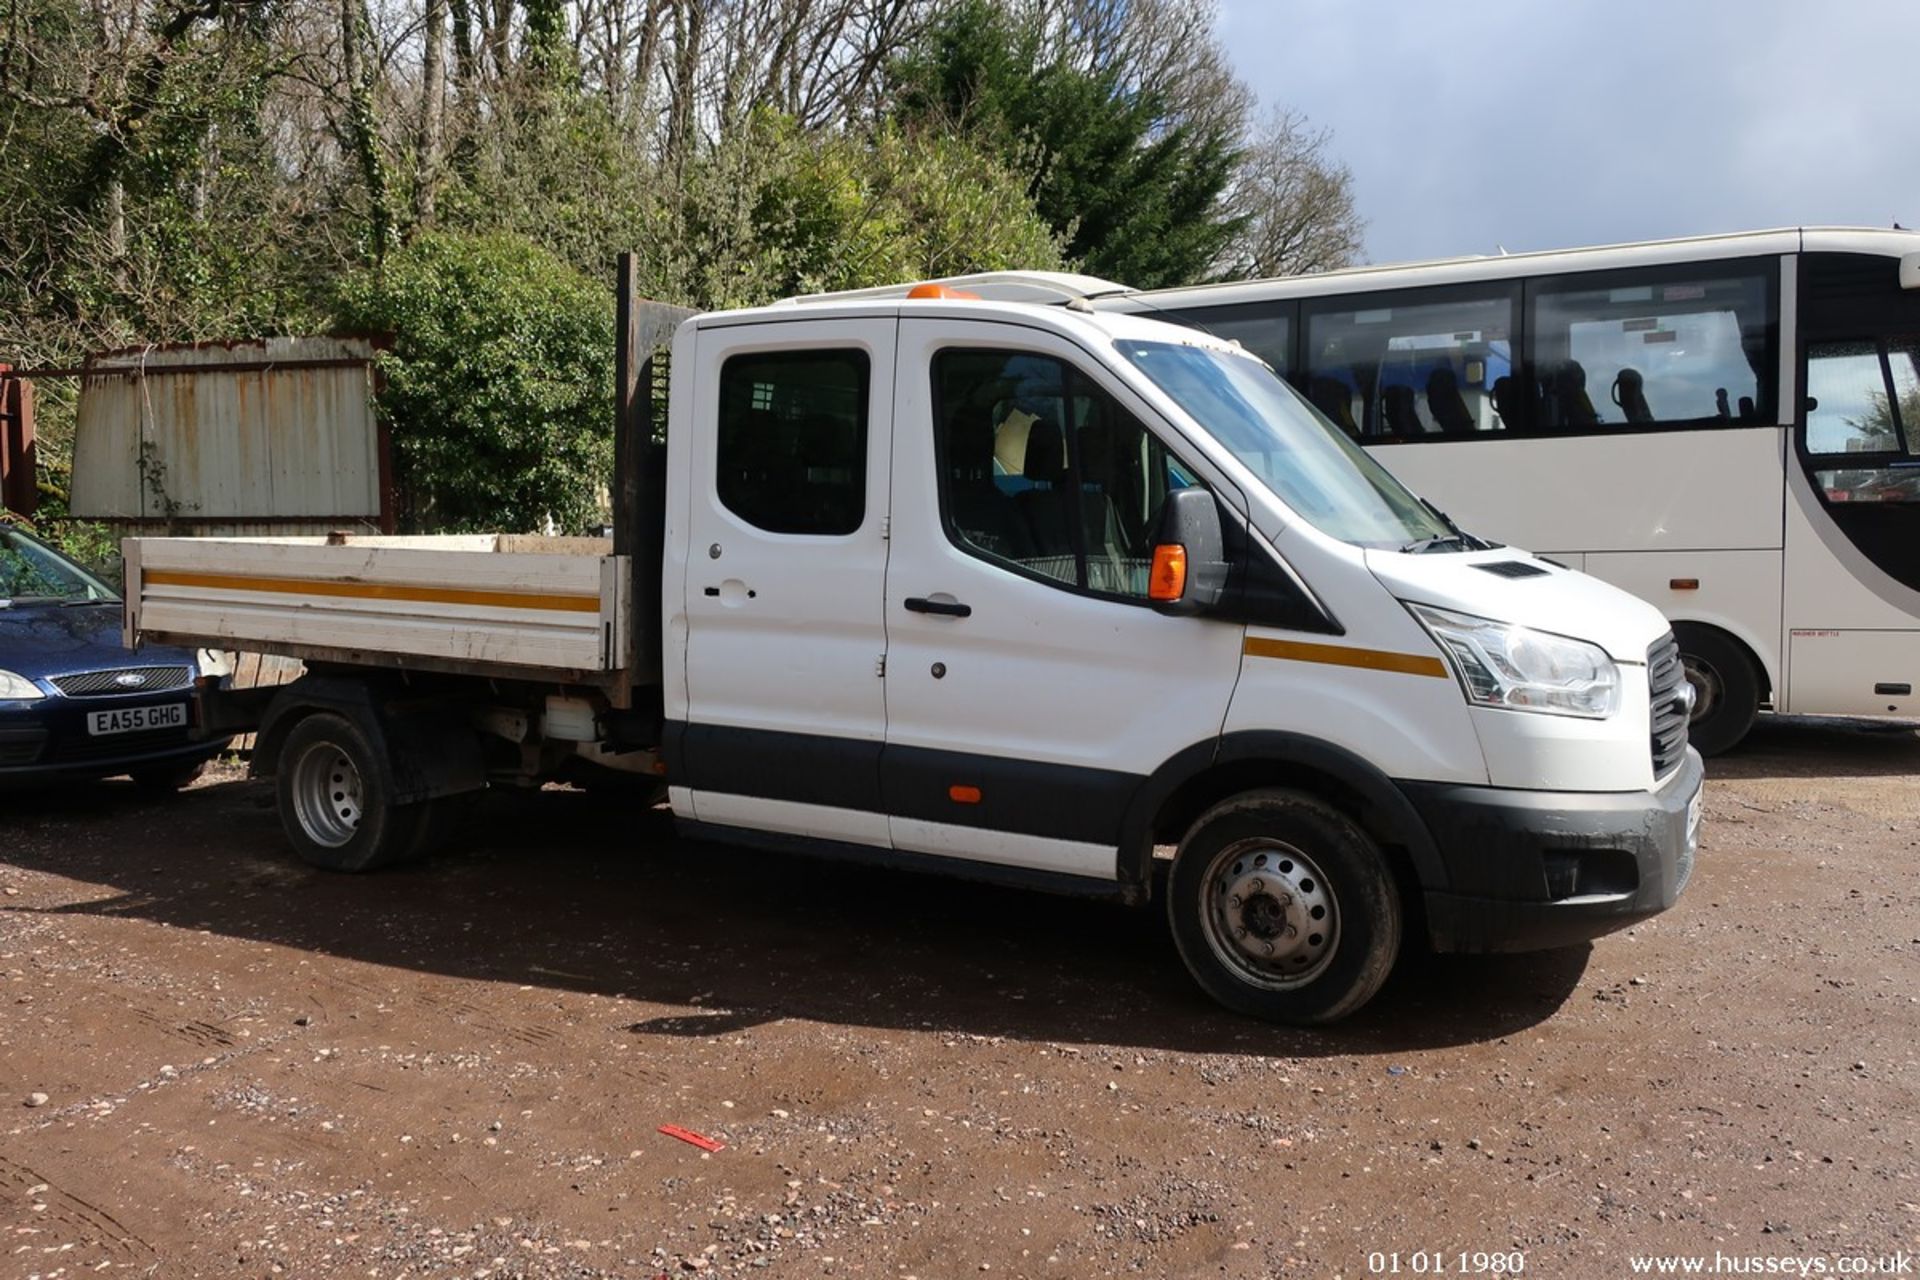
xmin=2 ymin=775 xmax=1596 ymax=1057
xmin=1706 ymin=713 xmax=1920 ymax=781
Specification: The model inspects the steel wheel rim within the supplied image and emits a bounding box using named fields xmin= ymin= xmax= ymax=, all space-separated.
xmin=290 ymin=741 xmax=363 ymax=848
xmin=1197 ymin=839 xmax=1339 ymax=990
xmin=1682 ymin=654 xmax=1722 ymax=726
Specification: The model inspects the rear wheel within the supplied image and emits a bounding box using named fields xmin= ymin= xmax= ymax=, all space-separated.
xmin=1674 ymin=624 xmax=1759 ymax=756
xmin=276 ymin=713 xmax=427 ymax=872
xmin=1167 ymin=789 xmax=1401 ymax=1024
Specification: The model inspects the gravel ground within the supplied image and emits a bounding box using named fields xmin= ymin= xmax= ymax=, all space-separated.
xmin=2 ymin=715 xmax=1918 ymax=1279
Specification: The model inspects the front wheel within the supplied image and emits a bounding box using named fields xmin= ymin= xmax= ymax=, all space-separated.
xmin=1167 ymin=789 xmax=1402 ymax=1024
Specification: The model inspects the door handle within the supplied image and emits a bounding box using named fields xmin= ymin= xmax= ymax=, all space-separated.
xmin=904 ymin=596 xmax=972 ymax=618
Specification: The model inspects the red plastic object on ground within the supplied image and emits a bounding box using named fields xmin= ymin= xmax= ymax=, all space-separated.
xmin=657 ymin=1124 xmax=725 ymax=1152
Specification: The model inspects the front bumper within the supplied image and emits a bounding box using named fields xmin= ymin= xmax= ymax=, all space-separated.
xmin=1399 ymin=747 xmax=1703 ymax=953
xmin=0 ymin=695 xmax=230 ymax=787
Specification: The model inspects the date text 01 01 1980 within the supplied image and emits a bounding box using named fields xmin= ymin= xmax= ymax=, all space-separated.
xmin=1368 ymin=1253 xmax=1525 ymax=1276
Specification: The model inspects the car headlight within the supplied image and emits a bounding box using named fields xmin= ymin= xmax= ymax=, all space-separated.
xmin=195 ymin=648 xmax=236 ymax=679
xmin=1404 ymin=603 xmax=1620 ymax=719
xmin=0 ymin=669 xmax=44 ymax=701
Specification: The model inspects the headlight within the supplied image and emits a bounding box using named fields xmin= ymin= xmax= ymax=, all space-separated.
xmin=196 ymin=648 xmax=236 ymax=679
xmin=1405 ymin=603 xmax=1620 ymax=719
xmin=0 ymin=669 xmax=44 ymax=701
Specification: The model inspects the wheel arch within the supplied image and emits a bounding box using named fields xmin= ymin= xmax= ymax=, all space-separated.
xmin=1669 ymin=616 xmax=1775 ymax=706
xmin=253 ymin=675 xmax=486 ymax=803
xmin=1119 ymin=731 xmax=1448 ymax=902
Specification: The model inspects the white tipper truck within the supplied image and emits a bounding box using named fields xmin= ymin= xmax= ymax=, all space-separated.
xmin=124 ymin=266 xmax=1702 ymax=1023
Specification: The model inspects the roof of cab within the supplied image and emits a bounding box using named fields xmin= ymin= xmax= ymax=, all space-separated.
xmin=693 ymin=292 xmax=1234 ymax=353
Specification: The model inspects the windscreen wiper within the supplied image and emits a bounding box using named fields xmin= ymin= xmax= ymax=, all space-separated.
xmin=1399 ymin=534 xmax=1480 ymax=554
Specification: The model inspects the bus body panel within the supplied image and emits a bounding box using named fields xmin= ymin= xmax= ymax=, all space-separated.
xmin=1782 ymin=463 xmax=1920 ymax=717
xmin=1583 ymin=549 xmax=1785 ymax=701
xmin=1370 ymin=426 xmax=1786 ymax=555
xmin=1786 ymin=631 xmax=1918 ymax=718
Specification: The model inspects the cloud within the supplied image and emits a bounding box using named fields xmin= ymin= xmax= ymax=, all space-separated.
xmin=1215 ymin=0 xmax=1919 ymax=264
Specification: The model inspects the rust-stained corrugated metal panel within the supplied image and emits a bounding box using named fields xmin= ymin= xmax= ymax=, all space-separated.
xmin=69 ymin=337 xmax=383 ymax=525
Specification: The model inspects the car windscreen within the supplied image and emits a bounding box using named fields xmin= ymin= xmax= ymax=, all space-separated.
xmin=1114 ymin=339 xmax=1455 ymax=550
xmin=0 ymin=529 xmax=119 ymax=605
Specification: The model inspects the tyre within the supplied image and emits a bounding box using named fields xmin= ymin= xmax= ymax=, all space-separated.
xmin=131 ymin=759 xmax=206 ymax=792
xmin=1166 ymin=788 xmax=1402 ymax=1024
xmin=275 ymin=712 xmax=427 ymax=872
xmin=1674 ymin=624 xmax=1759 ymax=756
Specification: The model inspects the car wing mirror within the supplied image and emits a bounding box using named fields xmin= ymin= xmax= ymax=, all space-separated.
xmin=1148 ymin=488 xmax=1229 ymax=616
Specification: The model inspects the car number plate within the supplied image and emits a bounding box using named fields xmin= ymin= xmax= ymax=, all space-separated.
xmin=1685 ymin=786 xmax=1703 ymax=848
xmin=86 ymin=702 xmax=188 ymax=736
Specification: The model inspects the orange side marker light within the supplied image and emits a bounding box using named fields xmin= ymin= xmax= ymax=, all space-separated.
xmin=949 ymin=784 xmax=982 ymax=805
xmin=1149 ymin=544 xmax=1188 ymax=602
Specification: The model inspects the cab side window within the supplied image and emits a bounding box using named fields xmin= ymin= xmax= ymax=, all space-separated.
xmin=716 ymin=349 xmax=869 ymax=535
xmin=933 ymin=349 xmax=1194 ymax=600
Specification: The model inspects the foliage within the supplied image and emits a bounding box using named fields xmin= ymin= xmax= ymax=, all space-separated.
xmin=646 ymin=113 xmax=1064 ymax=309
xmin=335 ymin=232 xmax=615 ymax=533
xmin=1 ymin=498 xmax=123 ymax=587
xmin=0 ymin=0 xmax=1358 ymax=535
xmin=1845 ymin=385 xmax=1920 ymax=451
xmin=1216 ymin=109 xmax=1366 ymax=279
xmin=888 ymin=0 xmax=1243 ymax=288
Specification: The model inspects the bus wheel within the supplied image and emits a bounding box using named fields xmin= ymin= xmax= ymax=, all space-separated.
xmin=1674 ymin=624 xmax=1759 ymax=756
xmin=276 ymin=712 xmax=425 ymax=872
xmin=1167 ymin=789 xmax=1401 ymax=1024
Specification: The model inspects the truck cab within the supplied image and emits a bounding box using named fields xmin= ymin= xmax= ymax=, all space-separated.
xmin=126 ymin=275 xmax=1702 ymax=1024
xmin=656 ymin=286 xmax=1700 ymax=1021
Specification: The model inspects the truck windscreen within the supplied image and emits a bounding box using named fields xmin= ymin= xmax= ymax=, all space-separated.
xmin=1115 ymin=339 xmax=1455 ymax=550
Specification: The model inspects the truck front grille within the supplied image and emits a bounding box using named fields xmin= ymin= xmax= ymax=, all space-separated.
xmin=1648 ymin=633 xmax=1689 ymax=779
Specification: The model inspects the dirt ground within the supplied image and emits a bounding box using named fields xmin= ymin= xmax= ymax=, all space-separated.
xmin=3 ymin=717 xmax=1918 ymax=1280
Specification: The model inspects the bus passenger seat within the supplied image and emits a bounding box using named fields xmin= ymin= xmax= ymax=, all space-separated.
xmin=1550 ymin=362 xmax=1600 ymax=427
xmin=1309 ymin=377 xmax=1360 ymax=436
xmin=1491 ymin=375 xmax=1525 ymax=429
xmin=1381 ymin=385 xmax=1422 ymax=436
xmin=1426 ymin=367 xmax=1475 ymax=432
xmin=1612 ymin=367 xmax=1654 ymax=424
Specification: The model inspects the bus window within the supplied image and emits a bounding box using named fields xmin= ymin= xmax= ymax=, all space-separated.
xmin=1806 ymin=340 xmax=1920 ymax=505
xmin=1532 ymin=266 xmax=1776 ymax=429
xmin=1302 ymin=290 xmax=1517 ymax=440
xmin=1806 ymin=341 xmax=1897 ymax=454
xmin=1152 ymin=302 xmax=1293 ymax=377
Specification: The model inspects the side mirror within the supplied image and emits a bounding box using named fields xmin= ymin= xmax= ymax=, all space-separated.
xmin=1148 ymin=488 xmax=1230 ymax=615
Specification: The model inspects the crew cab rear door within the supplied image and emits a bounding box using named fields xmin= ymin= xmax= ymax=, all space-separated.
xmin=674 ymin=316 xmax=897 ymax=846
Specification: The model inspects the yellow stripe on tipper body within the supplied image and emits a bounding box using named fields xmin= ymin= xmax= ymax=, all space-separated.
xmin=1243 ymin=635 xmax=1448 ymax=679
xmin=142 ymin=569 xmax=602 ymax=614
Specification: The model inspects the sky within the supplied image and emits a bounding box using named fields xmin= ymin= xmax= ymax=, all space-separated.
xmin=1214 ymin=0 xmax=1919 ymax=267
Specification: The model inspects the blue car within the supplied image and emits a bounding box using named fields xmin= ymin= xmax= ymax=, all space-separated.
xmin=0 ymin=525 xmax=229 ymax=790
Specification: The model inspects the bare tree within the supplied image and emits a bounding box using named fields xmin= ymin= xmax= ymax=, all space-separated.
xmin=1216 ymin=108 xmax=1363 ymax=279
